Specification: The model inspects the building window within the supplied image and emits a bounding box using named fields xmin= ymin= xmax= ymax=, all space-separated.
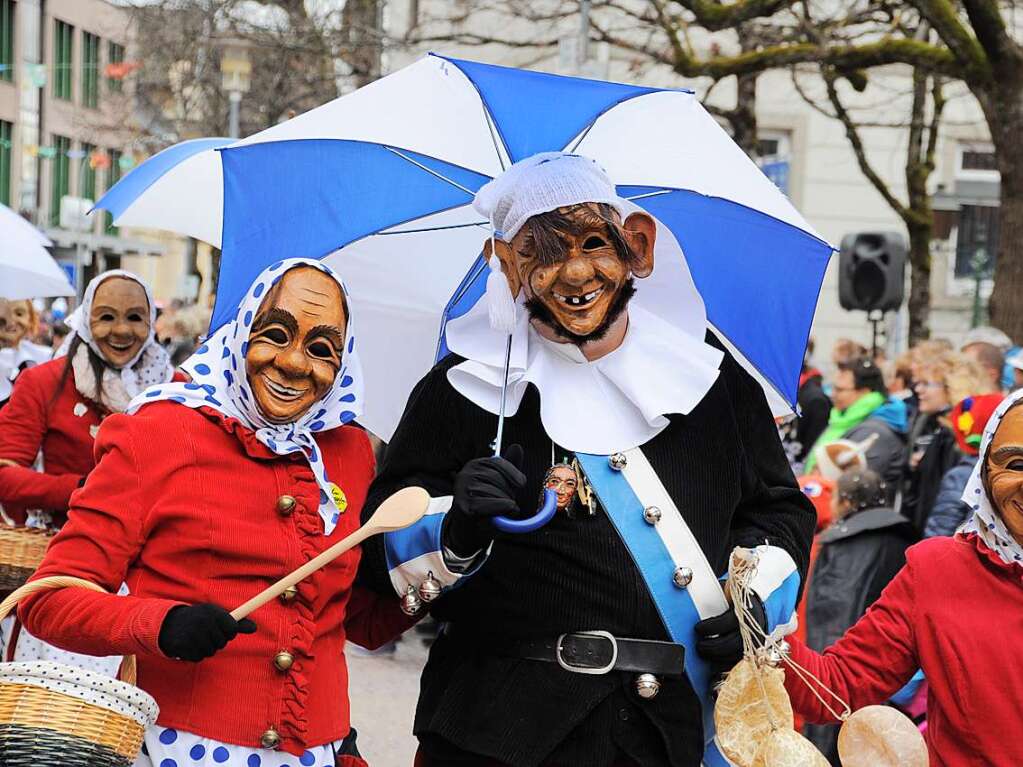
xmin=0 ymin=0 xmax=14 ymax=84
xmin=80 ymin=142 xmax=96 ymax=201
xmin=107 ymin=41 xmax=125 ymax=92
xmin=0 ymin=120 xmax=11 ymax=206
xmin=757 ymin=130 xmax=792 ymax=196
xmin=49 ymin=134 xmax=70 ymax=226
xmin=954 ymin=204 xmax=1000 ymax=279
xmin=105 ymin=149 xmax=121 ymax=234
xmin=82 ymin=31 xmax=99 ymax=108
xmin=961 ymin=150 xmax=997 ymax=172
xmin=53 ymin=20 xmax=73 ymax=101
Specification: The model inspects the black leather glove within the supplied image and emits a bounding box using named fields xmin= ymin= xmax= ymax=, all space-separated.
xmin=442 ymin=444 xmax=527 ymax=557
xmin=694 ymin=594 xmax=768 ymax=671
xmin=158 ymin=603 xmax=257 ymax=662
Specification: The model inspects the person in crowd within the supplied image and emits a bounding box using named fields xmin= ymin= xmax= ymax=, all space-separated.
xmin=0 ymin=270 xmax=176 ymax=528
xmin=830 ymin=338 xmax=867 ymax=369
xmin=884 ymin=352 xmax=917 ymax=425
xmin=805 ymin=357 xmax=907 ymax=492
xmin=0 ymin=298 xmax=53 ymax=405
xmin=784 ymin=390 xmax=1023 ymax=766
xmin=801 ymin=467 xmax=915 ymax=764
xmin=1007 ymin=349 xmax=1023 ymax=392
xmin=21 ymin=259 xmax=413 ymax=766
xmin=961 ymin=341 xmax=1005 ymax=393
xmin=924 ymin=393 xmax=1004 ymax=537
xmin=903 ymin=350 xmax=992 ymax=533
xmin=795 ymin=339 xmax=832 ymax=465
xmin=961 ymin=325 xmax=1015 ymax=390
xmin=780 ymin=339 xmax=831 ymax=471
xmin=49 ymin=320 xmax=70 ymax=353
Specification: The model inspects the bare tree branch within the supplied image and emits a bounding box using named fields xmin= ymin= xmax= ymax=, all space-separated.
xmin=822 ymin=68 xmax=910 ymax=220
xmin=670 ymin=0 xmax=799 ymax=31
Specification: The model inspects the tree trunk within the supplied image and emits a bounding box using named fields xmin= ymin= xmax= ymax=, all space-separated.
xmin=985 ymin=85 xmax=1023 ymax=343
xmin=731 ymin=72 xmax=759 ymax=157
xmin=906 ymin=221 xmax=932 ymax=343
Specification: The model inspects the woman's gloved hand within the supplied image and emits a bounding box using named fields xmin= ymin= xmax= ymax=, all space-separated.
xmin=442 ymin=444 xmax=527 ymax=557
xmin=158 ymin=603 xmax=257 ymax=662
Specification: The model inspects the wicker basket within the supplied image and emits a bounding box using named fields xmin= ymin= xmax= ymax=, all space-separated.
xmin=0 ymin=527 xmax=55 ymax=591
xmin=0 ymin=576 xmax=159 ymax=767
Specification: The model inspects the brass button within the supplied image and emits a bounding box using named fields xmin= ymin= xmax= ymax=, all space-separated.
xmin=276 ymin=495 xmax=296 ymax=516
xmin=273 ymin=651 xmax=295 ymax=671
xmin=260 ymin=728 xmax=281 ymax=749
xmin=279 ymin=585 xmax=298 ymax=603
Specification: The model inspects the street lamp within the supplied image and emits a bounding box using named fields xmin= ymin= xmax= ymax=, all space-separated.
xmin=220 ymin=38 xmax=252 ymax=139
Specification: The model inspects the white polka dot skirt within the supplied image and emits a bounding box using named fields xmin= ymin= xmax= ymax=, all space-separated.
xmin=133 ymin=726 xmax=345 ymax=767
xmin=0 ymin=617 xmax=121 ymax=676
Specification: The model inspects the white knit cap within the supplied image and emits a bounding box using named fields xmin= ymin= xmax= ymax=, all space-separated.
xmin=473 ymin=152 xmax=626 ymax=241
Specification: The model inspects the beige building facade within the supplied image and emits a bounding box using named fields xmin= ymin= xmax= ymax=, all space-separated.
xmin=0 ymin=0 xmax=204 ymax=306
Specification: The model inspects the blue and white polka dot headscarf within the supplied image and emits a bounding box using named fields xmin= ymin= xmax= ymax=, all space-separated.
xmin=128 ymin=258 xmax=363 ymax=535
xmin=961 ymin=387 xmax=1023 ymax=566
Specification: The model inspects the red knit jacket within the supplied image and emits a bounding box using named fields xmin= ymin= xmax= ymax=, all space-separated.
xmin=21 ymin=401 xmax=413 ymax=756
xmin=0 ymin=358 xmax=98 ymax=522
xmin=786 ymin=534 xmax=1023 ymax=767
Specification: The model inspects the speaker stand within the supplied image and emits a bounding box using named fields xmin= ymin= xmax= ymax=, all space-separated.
xmin=867 ymin=309 xmax=885 ymax=359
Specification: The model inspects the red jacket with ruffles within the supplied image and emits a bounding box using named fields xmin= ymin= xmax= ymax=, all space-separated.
xmin=0 ymin=357 xmax=98 ymax=522
xmin=21 ymin=401 xmax=413 ymax=756
xmin=785 ymin=534 xmax=1023 ymax=767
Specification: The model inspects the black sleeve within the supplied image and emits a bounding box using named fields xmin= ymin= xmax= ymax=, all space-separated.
xmin=722 ymin=351 xmax=817 ymax=599
xmin=356 ymin=357 xmax=478 ymax=596
xmin=795 ymin=383 xmax=831 ymax=461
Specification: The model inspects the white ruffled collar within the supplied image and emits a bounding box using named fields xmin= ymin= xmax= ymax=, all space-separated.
xmin=446 ymin=300 xmax=723 ymax=454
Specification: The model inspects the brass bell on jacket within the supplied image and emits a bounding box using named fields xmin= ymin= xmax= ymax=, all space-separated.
xmin=633 ymin=673 xmax=661 ymax=700
xmin=608 ymin=452 xmax=628 ymax=471
xmin=260 ymin=728 xmax=281 ymax=749
xmin=273 ymin=651 xmax=295 ymax=671
xmin=672 ymin=566 xmax=693 ymax=589
xmin=418 ymin=573 xmax=442 ymax=603
xmin=401 ymin=584 xmax=423 ymax=616
xmin=643 ymin=506 xmax=662 ymax=525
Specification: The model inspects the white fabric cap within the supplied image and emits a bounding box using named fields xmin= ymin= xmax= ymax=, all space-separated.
xmin=473 ymin=152 xmax=626 ymax=241
xmin=962 ymin=325 xmax=1013 ymax=352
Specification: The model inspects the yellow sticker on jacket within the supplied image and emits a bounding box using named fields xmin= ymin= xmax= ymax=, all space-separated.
xmin=329 ymin=483 xmax=348 ymax=513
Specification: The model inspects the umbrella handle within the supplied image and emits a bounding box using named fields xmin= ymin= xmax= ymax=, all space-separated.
xmin=492 ymin=488 xmax=558 ymax=534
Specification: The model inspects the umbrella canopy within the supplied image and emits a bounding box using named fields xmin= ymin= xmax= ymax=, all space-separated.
xmin=96 ymin=54 xmax=833 ymax=441
xmin=0 ymin=203 xmax=75 ymax=300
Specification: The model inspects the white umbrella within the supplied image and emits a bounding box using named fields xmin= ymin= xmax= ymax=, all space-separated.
xmin=0 ymin=203 xmax=75 ymax=299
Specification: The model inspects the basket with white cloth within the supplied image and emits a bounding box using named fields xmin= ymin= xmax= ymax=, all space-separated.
xmin=0 ymin=576 xmax=159 ymax=766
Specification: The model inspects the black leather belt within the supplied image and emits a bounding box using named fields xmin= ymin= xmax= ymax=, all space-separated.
xmin=448 ymin=626 xmax=685 ymax=677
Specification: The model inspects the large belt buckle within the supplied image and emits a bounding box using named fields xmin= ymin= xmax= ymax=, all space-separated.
xmin=555 ymin=630 xmax=618 ymax=675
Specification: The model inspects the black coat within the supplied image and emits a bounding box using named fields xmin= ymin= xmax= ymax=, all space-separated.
xmin=902 ymin=415 xmax=960 ymax=533
xmin=803 ymin=506 xmax=916 ymax=763
xmin=794 ymin=373 xmax=831 ymax=462
xmin=359 ymin=333 xmax=815 ymax=767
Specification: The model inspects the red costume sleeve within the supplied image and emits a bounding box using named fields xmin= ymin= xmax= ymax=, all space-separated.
xmin=0 ymin=369 xmax=82 ymax=510
xmin=784 ymin=559 xmax=919 ymax=724
xmin=343 ymin=584 xmax=418 ymax=650
xmin=19 ymin=415 xmax=183 ymax=658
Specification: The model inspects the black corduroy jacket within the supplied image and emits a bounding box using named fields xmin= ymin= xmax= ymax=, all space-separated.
xmin=359 ymin=332 xmax=815 ymax=767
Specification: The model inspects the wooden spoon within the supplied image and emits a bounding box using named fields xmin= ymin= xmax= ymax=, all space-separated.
xmin=230 ymin=486 xmax=429 ymax=620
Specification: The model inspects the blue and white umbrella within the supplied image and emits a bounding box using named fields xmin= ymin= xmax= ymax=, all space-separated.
xmin=97 ymin=54 xmax=832 ymax=441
